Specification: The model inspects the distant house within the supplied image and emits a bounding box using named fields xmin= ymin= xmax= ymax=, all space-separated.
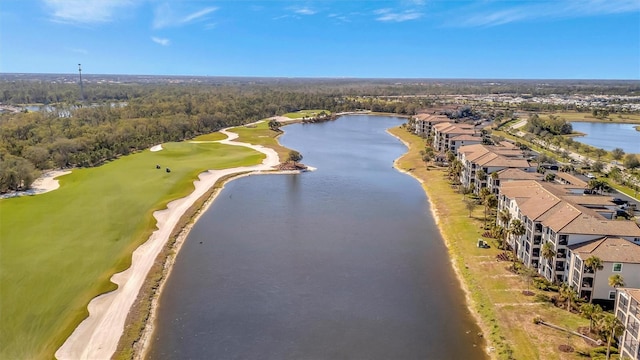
xmin=615 ymin=288 xmax=640 ymax=360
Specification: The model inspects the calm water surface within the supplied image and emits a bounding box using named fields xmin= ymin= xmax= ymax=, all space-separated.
xmin=148 ymin=115 xmax=486 ymax=360
xmin=571 ymin=122 xmax=640 ymax=153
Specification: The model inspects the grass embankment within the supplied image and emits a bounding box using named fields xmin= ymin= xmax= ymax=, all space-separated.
xmin=192 ymin=132 xmax=228 ymax=141
xmin=114 ymin=120 xmax=292 ymax=359
xmin=229 ymin=121 xmax=291 ymax=159
xmin=0 ymin=141 xmax=264 ymax=359
xmin=388 ymin=126 xmax=590 ymax=360
xmin=282 ymin=109 xmax=330 ymax=119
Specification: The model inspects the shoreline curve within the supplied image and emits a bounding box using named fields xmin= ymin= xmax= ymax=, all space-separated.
xmin=386 ymin=128 xmax=491 ymax=357
xmin=56 ymin=122 xmax=297 ymax=360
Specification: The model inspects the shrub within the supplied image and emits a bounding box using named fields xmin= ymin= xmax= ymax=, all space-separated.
xmin=534 ymin=294 xmax=552 ymax=303
xmin=590 ymin=346 xmax=618 ymax=358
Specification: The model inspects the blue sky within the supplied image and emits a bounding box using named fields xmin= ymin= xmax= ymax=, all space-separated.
xmin=1 ymin=0 xmax=639 ymax=79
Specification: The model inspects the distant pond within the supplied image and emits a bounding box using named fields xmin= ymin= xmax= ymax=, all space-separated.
xmin=571 ymin=122 xmax=640 ymax=154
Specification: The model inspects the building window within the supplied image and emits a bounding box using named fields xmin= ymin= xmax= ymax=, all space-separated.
xmin=613 ymin=263 xmax=623 ymax=272
xmin=609 ymin=291 xmax=616 ymax=300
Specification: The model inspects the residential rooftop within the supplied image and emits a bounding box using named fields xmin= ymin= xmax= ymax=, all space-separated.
xmin=569 ymin=237 xmax=640 ymax=263
xmin=500 ymin=180 xmax=640 ymax=237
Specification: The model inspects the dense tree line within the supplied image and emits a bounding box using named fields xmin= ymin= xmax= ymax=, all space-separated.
xmin=525 ymin=114 xmax=573 ymax=136
xmin=2 ymin=76 xmax=639 ymax=105
xmin=0 ymin=83 xmax=429 ymax=192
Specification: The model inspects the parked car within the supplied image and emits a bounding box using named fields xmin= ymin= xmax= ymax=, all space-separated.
xmin=612 ymin=198 xmax=628 ymax=205
xmin=616 ymin=209 xmax=631 ymax=219
xmin=477 ymin=239 xmax=490 ymax=248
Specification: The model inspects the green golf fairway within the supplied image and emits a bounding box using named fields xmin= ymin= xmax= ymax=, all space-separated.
xmin=0 ymin=140 xmax=264 ymax=359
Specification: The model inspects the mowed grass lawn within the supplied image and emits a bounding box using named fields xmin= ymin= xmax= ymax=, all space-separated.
xmin=230 ymin=121 xmax=291 ymax=160
xmin=282 ymin=109 xmax=330 ymax=119
xmin=388 ymin=126 xmax=589 ymax=360
xmin=0 ymin=140 xmax=264 ymax=359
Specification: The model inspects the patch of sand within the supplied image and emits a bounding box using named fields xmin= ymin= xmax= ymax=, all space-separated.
xmin=0 ymin=170 xmax=71 ymax=199
xmin=150 ymin=144 xmax=163 ymax=152
xmin=56 ymin=122 xmax=289 ymax=360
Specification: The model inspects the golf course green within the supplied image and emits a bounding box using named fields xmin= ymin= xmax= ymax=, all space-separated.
xmin=0 ymin=140 xmax=264 ymax=359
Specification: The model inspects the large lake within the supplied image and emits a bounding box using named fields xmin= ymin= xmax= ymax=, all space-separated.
xmin=147 ymin=115 xmax=486 ymax=359
xmin=571 ymin=122 xmax=640 ymax=154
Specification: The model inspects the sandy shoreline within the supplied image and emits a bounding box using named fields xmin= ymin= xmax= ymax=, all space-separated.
xmin=56 ymin=123 xmax=297 ymax=360
xmin=386 ymin=128 xmax=492 ymax=357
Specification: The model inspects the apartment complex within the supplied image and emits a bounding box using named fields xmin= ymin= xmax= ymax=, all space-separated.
xmin=615 ymin=288 xmax=640 ymax=360
xmin=487 ymin=168 xmax=544 ymax=195
xmin=457 ymin=143 xmax=536 ymax=194
xmin=413 ymin=113 xmax=450 ymax=137
xmin=567 ymin=237 xmax=640 ymax=301
xmin=497 ymin=180 xmax=640 ymax=299
xmin=432 ymin=122 xmax=480 ymax=153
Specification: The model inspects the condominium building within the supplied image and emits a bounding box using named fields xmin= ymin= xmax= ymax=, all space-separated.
xmin=432 ymin=122 xmax=479 ymax=153
xmin=487 ymin=168 xmax=544 ymax=195
xmin=457 ymin=143 xmax=535 ymax=194
xmin=567 ymin=237 xmax=640 ymax=301
xmin=498 ymin=180 xmax=640 ymax=290
xmin=615 ymin=288 xmax=640 ymax=360
xmin=413 ymin=114 xmax=451 ymax=137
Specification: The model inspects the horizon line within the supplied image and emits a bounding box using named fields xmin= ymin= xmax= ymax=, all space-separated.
xmin=1 ymin=72 xmax=639 ymax=82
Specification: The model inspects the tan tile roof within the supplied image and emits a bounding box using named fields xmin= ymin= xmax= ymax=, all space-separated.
xmin=450 ymin=134 xmax=482 ymax=141
xmin=563 ymin=195 xmax=617 ymax=206
xmin=496 ymin=168 xmax=543 ymax=180
xmin=562 ymin=217 xmax=640 ymax=237
xmin=555 ymin=172 xmax=588 ymax=188
xmin=462 ymin=148 xmax=532 ymax=168
xmin=414 ymin=114 xmax=449 ymax=122
xmin=569 ymin=237 xmax=640 ymax=263
xmin=620 ymin=288 xmax=640 ymax=303
xmin=500 ymin=180 xmax=640 ymax=236
xmin=433 ymin=123 xmax=475 ymax=134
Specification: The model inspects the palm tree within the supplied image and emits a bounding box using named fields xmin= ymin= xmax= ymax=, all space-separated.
xmin=483 ymin=194 xmax=498 ymax=228
xmin=584 ymin=256 xmax=604 ymax=303
xmin=509 ymin=219 xmax=526 ymax=268
xmin=560 ymin=284 xmax=578 ymax=311
xmin=580 ymin=303 xmax=602 ymax=333
xmin=476 ymin=169 xmax=487 ymax=187
xmin=608 ymin=274 xmax=624 ymax=288
xmin=541 ymin=242 xmax=556 ymax=277
xmin=596 ymin=313 xmax=625 ymax=360
xmin=498 ymin=209 xmax=511 ymax=228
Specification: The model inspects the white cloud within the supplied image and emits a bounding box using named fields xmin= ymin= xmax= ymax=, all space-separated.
xmin=456 ymin=0 xmax=640 ymax=27
xmin=43 ymin=0 xmax=137 ymax=24
xmin=375 ymin=8 xmax=423 ymax=22
xmin=293 ymin=7 xmax=317 ymax=15
xmin=151 ymin=36 xmax=170 ymax=46
xmin=153 ymin=3 xmax=218 ymax=29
